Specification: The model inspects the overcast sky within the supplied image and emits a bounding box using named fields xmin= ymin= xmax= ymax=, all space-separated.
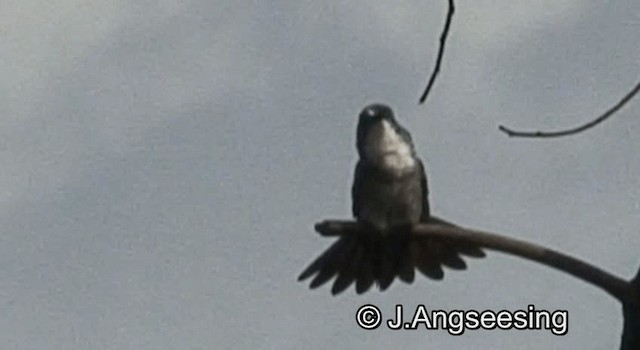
xmin=1 ymin=0 xmax=639 ymax=349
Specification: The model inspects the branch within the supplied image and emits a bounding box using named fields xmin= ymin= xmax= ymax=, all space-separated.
xmin=499 ymin=80 xmax=640 ymax=138
xmin=315 ymin=219 xmax=633 ymax=303
xmin=621 ymin=265 xmax=640 ymax=349
xmin=418 ymin=0 xmax=455 ymax=104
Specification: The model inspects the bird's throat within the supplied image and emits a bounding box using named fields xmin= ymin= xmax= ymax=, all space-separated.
xmin=365 ymin=120 xmax=416 ymax=176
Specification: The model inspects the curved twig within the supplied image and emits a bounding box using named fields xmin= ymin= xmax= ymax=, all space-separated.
xmin=499 ymin=80 xmax=640 ymax=138
xmin=315 ymin=219 xmax=633 ymax=303
xmin=419 ymin=0 xmax=455 ymax=105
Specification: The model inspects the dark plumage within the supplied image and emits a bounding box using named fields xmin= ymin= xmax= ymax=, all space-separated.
xmin=299 ymin=104 xmax=484 ymax=294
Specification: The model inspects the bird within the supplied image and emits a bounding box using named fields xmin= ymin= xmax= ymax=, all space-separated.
xmin=298 ymin=104 xmax=484 ymax=295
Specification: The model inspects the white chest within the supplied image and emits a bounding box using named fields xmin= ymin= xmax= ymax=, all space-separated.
xmin=364 ymin=120 xmax=416 ymax=176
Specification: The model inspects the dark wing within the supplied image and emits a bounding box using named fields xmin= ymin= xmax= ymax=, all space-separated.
xmin=413 ymin=159 xmax=487 ymax=279
xmin=351 ymin=160 xmax=365 ymax=219
xmin=417 ymin=159 xmax=430 ymax=221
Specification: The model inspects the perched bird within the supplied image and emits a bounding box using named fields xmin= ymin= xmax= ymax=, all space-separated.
xmin=299 ymin=104 xmax=484 ymax=294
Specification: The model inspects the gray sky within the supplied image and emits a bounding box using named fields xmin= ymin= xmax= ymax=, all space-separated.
xmin=1 ymin=0 xmax=639 ymax=349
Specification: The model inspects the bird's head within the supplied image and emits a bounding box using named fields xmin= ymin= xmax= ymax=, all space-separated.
xmin=356 ymin=104 xmax=416 ymax=171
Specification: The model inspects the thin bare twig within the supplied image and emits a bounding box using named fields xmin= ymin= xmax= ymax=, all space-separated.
xmin=499 ymin=80 xmax=640 ymax=138
xmin=419 ymin=0 xmax=455 ymax=104
xmin=315 ymin=219 xmax=632 ymax=302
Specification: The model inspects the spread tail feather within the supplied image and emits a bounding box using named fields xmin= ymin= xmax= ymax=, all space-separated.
xmin=298 ymin=222 xmax=485 ymax=295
